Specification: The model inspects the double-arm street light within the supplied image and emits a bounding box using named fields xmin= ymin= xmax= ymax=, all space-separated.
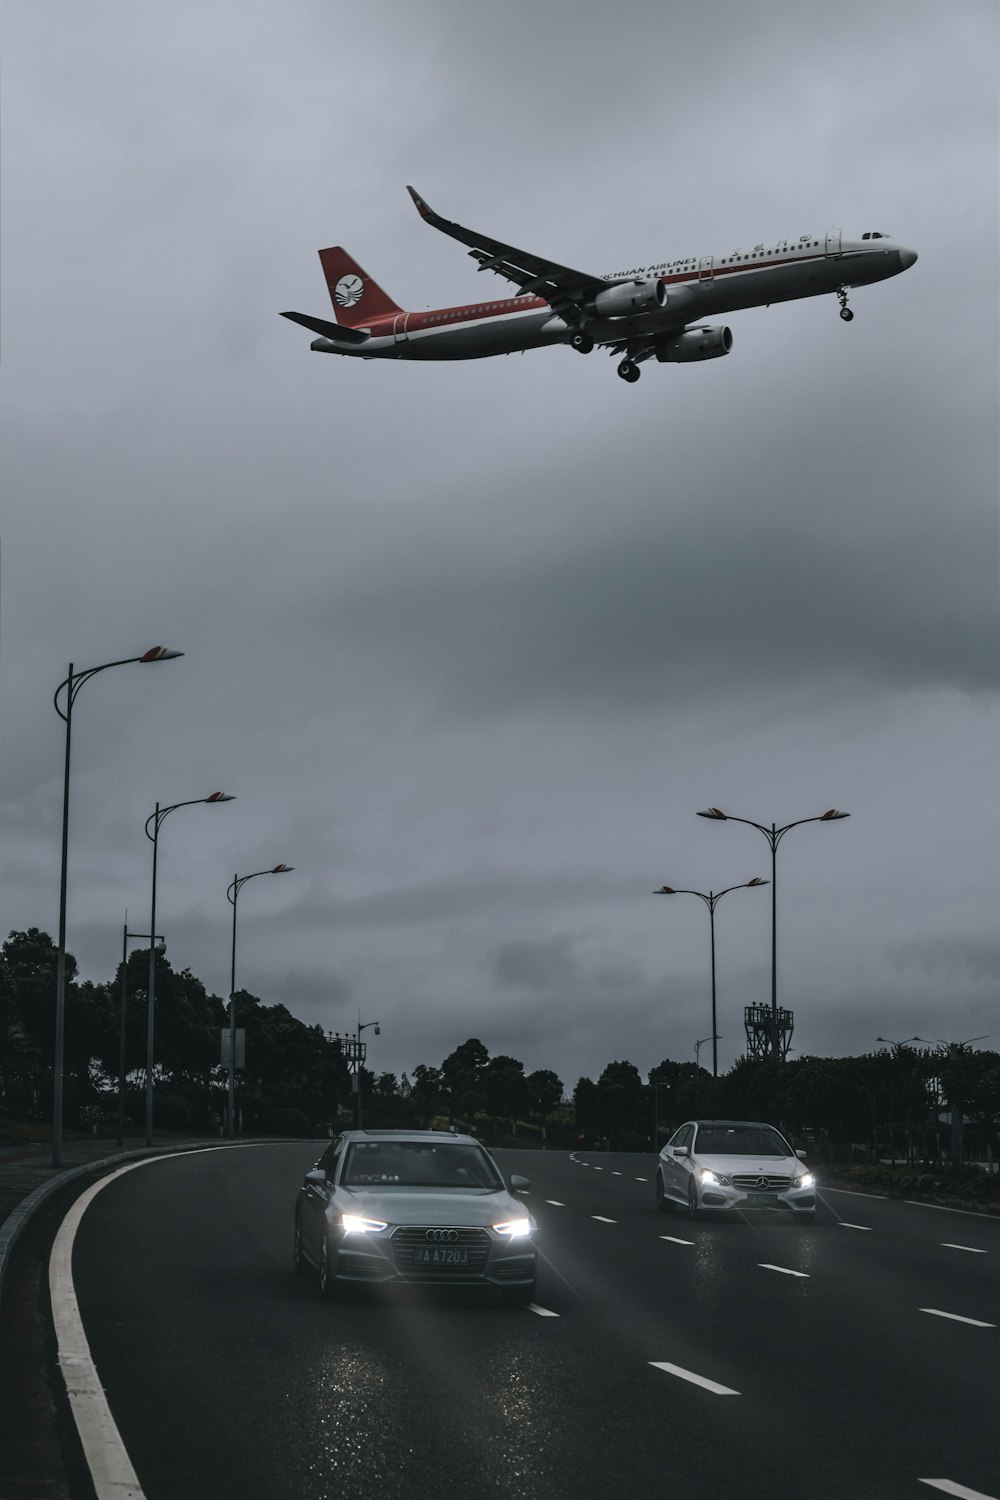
xmin=654 ymin=877 xmax=768 ymax=1076
xmin=696 ymin=807 xmax=849 ymax=1060
xmin=226 ymin=865 xmax=294 ymax=1137
xmin=144 ymin=793 xmax=235 ymax=1145
xmin=52 ymin=646 xmax=183 ymax=1167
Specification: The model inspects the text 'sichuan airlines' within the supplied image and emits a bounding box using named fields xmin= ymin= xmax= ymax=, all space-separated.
xmin=282 ymin=187 xmax=917 ymax=384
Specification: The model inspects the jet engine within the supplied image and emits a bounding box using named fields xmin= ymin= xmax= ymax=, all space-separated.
xmin=591 ymin=278 xmax=668 ymax=317
xmin=655 ymin=326 xmax=733 ymax=362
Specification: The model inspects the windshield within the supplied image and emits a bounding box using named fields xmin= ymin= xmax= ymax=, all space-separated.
xmin=341 ymin=1140 xmax=504 ymax=1190
xmin=695 ymin=1126 xmax=792 ymax=1157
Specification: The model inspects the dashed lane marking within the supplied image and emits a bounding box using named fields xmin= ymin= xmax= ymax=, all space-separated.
xmin=592 ymin=1215 xmax=617 ymax=1223
xmin=920 ymin=1308 xmax=995 ymax=1328
xmin=759 ymin=1263 xmax=810 ymax=1278
xmin=527 ymin=1303 xmax=560 ymax=1318
xmin=837 ymin=1222 xmax=874 ymax=1231
xmin=635 ymin=1176 xmax=648 ymax=1181
xmin=919 ymin=1480 xmax=999 ymax=1498
xmin=942 ymin=1243 xmax=987 ymax=1254
xmin=611 ymin=1171 xmax=623 ymax=1176
xmin=544 ymin=1200 xmax=565 ymax=1207
xmin=660 ymin=1236 xmax=694 ymax=1246
xmin=650 ymin=1362 xmax=739 ymax=1396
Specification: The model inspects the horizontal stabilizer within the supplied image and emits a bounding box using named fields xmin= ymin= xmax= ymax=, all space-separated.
xmin=280 ymin=311 xmax=370 ymax=344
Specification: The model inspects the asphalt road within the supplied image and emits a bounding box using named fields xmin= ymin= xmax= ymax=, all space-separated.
xmin=63 ymin=1143 xmax=999 ymax=1500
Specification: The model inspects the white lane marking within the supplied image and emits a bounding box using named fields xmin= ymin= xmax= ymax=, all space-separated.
xmin=837 ymin=1222 xmax=874 ymax=1231
xmin=527 ymin=1303 xmax=560 ymax=1318
xmin=650 ymin=1361 xmax=739 ymax=1396
xmin=824 ymin=1187 xmax=888 ymax=1200
xmin=49 ymin=1145 xmax=249 ymax=1500
xmin=544 ymin=1200 xmax=565 ymax=1207
xmin=920 ymin=1308 xmax=995 ymax=1328
xmin=593 ymin=1166 xmax=604 ymax=1171
xmin=660 ymin=1235 xmax=694 ymax=1246
xmin=919 ymin=1480 xmax=999 ymax=1498
xmin=611 ymin=1171 xmax=623 ymax=1176
xmin=635 ymin=1176 xmax=648 ymax=1182
xmin=592 ymin=1215 xmax=617 ymax=1223
xmin=942 ymin=1243 xmax=987 ymax=1254
xmin=759 ymin=1263 xmax=810 ymax=1278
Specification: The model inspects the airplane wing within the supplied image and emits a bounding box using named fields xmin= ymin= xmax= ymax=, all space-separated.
xmin=406 ymin=186 xmax=620 ymax=323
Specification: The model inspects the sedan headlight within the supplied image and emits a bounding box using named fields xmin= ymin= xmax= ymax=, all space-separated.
xmin=492 ymin=1218 xmax=532 ymax=1238
xmin=795 ymin=1173 xmax=815 ymax=1190
xmin=699 ymin=1168 xmax=731 ymax=1186
xmin=340 ymin=1213 xmax=388 ymax=1234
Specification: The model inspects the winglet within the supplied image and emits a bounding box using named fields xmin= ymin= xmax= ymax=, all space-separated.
xmin=406 ymin=185 xmax=436 ymax=223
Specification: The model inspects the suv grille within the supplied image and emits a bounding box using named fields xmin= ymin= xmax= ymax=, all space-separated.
xmin=732 ymin=1173 xmax=792 ymax=1190
xmin=391 ymin=1226 xmax=491 ymax=1273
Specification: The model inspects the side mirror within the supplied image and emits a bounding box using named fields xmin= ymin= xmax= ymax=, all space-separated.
xmin=672 ymin=1146 xmax=690 ymax=1157
xmin=795 ymin=1149 xmax=808 ymax=1161
xmin=304 ymin=1168 xmax=328 ymax=1188
xmin=509 ymin=1174 xmax=531 ymax=1191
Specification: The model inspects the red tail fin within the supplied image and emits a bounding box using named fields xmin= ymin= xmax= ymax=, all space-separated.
xmin=318 ymin=247 xmax=401 ymax=327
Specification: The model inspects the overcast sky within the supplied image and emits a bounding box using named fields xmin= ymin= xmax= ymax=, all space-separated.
xmin=2 ymin=0 xmax=997 ymax=1092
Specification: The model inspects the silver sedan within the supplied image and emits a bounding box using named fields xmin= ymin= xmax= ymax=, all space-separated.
xmin=656 ymin=1119 xmax=817 ymax=1221
xmin=294 ymin=1129 xmax=537 ymax=1303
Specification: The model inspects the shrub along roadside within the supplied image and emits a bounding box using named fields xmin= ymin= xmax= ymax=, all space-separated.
xmin=821 ymin=1161 xmax=1000 ymax=1213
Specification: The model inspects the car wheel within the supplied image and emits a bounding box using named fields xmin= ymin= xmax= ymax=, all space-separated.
xmin=293 ymin=1216 xmax=307 ymax=1277
xmin=501 ymin=1281 xmax=536 ymax=1307
xmin=318 ymin=1234 xmax=340 ymax=1300
xmin=656 ymin=1172 xmax=672 ymax=1212
xmin=687 ymin=1179 xmax=701 ymax=1219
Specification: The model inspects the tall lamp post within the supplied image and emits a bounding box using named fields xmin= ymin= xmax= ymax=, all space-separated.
xmin=654 ymin=877 xmax=768 ymax=1077
xmin=226 ymin=864 xmax=293 ymax=1137
xmin=119 ymin=923 xmax=165 ymax=1147
xmin=144 ymin=793 xmax=234 ymax=1145
xmin=696 ymin=807 xmax=849 ymax=1060
xmin=354 ymin=1018 xmax=381 ymax=1129
xmin=52 ymin=645 xmax=183 ymax=1167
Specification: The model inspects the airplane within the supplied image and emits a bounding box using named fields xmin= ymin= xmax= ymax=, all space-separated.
xmin=281 ymin=187 xmax=917 ymax=384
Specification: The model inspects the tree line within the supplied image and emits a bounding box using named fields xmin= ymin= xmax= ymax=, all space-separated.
xmin=2 ymin=927 xmax=998 ymax=1160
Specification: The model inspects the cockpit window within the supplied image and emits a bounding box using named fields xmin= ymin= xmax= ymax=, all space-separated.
xmin=862 ymin=231 xmax=890 ymax=240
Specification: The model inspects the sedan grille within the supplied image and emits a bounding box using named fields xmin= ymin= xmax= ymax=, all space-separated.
xmin=390 ymin=1226 xmax=491 ymax=1273
xmin=731 ymin=1173 xmax=793 ymax=1190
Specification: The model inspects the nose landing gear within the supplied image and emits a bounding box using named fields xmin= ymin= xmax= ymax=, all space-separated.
xmin=617 ymin=358 xmax=641 ymax=383
xmin=836 ymin=287 xmax=854 ymax=322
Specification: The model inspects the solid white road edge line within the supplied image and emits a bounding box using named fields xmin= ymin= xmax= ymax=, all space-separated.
xmin=906 ymin=1200 xmax=1000 ymax=1219
xmin=824 ymin=1187 xmax=889 ymax=1200
xmin=49 ymin=1146 xmax=240 ymax=1500
xmin=660 ymin=1236 xmax=694 ymax=1246
xmin=919 ymin=1308 xmax=995 ymax=1327
xmin=941 ymin=1244 xmax=987 ymax=1253
xmin=837 ymin=1222 xmax=874 ymax=1231
xmin=649 ymin=1362 xmax=739 ymax=1396
xmin=918 ymin=1479 xmax=999 ymax=1498
xmin=759 ymin=1263 xmax=810 ymax=1277
xmin=527 ymin=1303 xmax=560 ymax=1317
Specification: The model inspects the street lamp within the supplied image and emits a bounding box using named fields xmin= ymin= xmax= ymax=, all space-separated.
xmin=226 ymin=864 xmax=294 ymax=1137
xmin=651 ymin=1078 xmax=672 ymax=1149
xmin=355 ymin=1019 xmax=381 ymax=1129
xmin=693 ymin=1036 xmax=715 ymax=1069
xmin=52 ymin=645 xmax=183 ymax=1167
xmin=144 ymin=792 xmax=235 ymax=1145
xmin=654 ymin=877 xmax=768 ymax=1076
xmin=119 ymin=923 xmax=165 ymax=1148
xmin=696 ymin=806 xmax=849 ymax=1060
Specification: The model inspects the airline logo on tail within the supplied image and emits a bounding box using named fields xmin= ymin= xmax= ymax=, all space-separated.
xmin=334 ymin=275 xmax=364 ymax=308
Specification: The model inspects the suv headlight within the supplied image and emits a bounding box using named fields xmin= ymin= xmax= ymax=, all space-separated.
xmin=700 ymin=1168 xmax=731 ymax=1186
xmin=341 ymin=1213 xmax=388 ymax=1234
xmin=492 ymin=1219 xmax=532 ymax=1238
xmin=795 ymin=1173 xmax=815 ymax=1190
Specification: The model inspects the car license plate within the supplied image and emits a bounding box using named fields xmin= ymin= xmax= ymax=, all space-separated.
xmin=413 ymin=1247 xmax=469 ymax=1266
xmin=747 ymin=1193 xmax=778 ymax=1206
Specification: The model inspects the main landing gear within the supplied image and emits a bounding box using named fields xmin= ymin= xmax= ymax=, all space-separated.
xmin=571 ymin=332 xmax=595 ymax=354
xmin=836 ymin=287 xmax=854 ymax=322
xmin=617 ymin=358 xmax=641 ymax=383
